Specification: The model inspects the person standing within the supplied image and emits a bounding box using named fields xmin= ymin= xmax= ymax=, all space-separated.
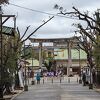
xmin=30 ymin=70 xmax=34 ymax=80
xmin=82 ymin=71 xmax=86 ymax=86
xmin=36 ymin=73 xmax=41 ymax=84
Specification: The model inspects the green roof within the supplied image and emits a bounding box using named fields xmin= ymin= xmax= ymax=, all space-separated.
xmin=0 ymin=26 xmax=15 ymax=36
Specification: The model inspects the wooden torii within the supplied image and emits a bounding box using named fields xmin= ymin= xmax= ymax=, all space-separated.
xmin=29 ymin=36 xmax=80 ymax=76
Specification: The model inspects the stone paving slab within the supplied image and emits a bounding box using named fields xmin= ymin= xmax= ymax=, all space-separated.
xmin=3 ymin=76 xmax=100 ymax=100
xmin=13 ymin=76 xmax=100 ymax=100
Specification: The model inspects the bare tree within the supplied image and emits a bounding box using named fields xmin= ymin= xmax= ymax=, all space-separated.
xmin=14 ymin=16 xmax=54 ymax=54
xmin=13 ymin=16 xmax=54 ymax=88
xmin=54 ymin=5 xmax=100 ymax=85
xmin=0 ymin=0 xmax=9 ymax=4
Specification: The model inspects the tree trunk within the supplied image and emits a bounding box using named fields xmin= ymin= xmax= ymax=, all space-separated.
xmin=14 ymin=73 xmax=20 ymax=89
xmin=0 ymin=84 xmax=3 ymax=98
xmin=96 ymin=67 xmax=100 ymax=86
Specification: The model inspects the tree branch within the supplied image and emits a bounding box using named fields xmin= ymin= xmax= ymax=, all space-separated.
xmin=20 ymin=25 xmax=30 ymax=40
xmin=17 ymin=27 xmax=21 ymax=41
xmin=78 ymin=24 xmax=97 ymax=44
xmin=21 ymin=16 xmax=54 ymax=43
xmin=72 ymin=6 xmax=96 ymax=22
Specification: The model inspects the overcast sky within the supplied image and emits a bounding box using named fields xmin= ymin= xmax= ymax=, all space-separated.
xmin=2 ymin=0 xmax=100 ymax=44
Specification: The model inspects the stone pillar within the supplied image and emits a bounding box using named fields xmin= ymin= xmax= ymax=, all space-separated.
xmin=39 ymin=42 xmax=42 ymax=68
xmin=67 ymin=41 xmax=72 ymax=76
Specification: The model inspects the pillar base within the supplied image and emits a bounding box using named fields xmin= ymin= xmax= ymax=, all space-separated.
xmin=0 ymin=98 xmax=5 ymax=100
xmin=89 ymin=83 xmax=93 ymax=89
xmin=24 ymin=85 xmax=28 ymax=91
xmin=31 ymin=81 xmax=35 ymax=85
xmin=68 ymin=78 xmax=70 ymax=83
xmin=0 ymin=90 xmax=4 ymax=100
xmin=79 ymin=79 xmax=82 ymax=84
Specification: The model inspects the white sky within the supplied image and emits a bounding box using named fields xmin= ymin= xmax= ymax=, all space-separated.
xmin=2 ymin=0 xmax=100 ymax=44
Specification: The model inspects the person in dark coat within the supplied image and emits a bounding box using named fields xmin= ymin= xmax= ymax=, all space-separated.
xmin=82 ymin=72 xmax=86 ymax=86
xmin=92 ymin=68 xmax=96 ymax=85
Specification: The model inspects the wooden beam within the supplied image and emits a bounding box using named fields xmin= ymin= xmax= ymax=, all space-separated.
xmin=2 ymin=16 xmax=10 ymax=25
xmin=2 ymin=15 xmax=15 ymax=17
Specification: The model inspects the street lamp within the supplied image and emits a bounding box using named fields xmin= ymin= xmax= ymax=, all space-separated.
xmin=31 ymin=56 xmax=35 ymax=85
xmin=31 ymin=44 xmax=35 ymax=85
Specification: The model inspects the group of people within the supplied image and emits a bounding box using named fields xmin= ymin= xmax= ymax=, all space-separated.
xmin=30 ymin=70 xmax=41 ymax=84
xmin=82 ymin=68 xmax=96 ymax=86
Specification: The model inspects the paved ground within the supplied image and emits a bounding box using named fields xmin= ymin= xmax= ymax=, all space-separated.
xmin=14 ymin=76 xmax=100 ymax=100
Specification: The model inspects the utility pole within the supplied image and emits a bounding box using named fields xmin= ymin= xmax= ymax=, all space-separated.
xmin=0 ymin=5 xmax=3 ymax=99
xmin=31 ymin=44 xmax=35 ymax=85
xmin=24 ymin=42 xmax=28 ymax=91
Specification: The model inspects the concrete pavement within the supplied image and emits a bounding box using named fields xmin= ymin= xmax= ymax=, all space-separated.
xmin=13 ymin=76 xmax=100 ymax=100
